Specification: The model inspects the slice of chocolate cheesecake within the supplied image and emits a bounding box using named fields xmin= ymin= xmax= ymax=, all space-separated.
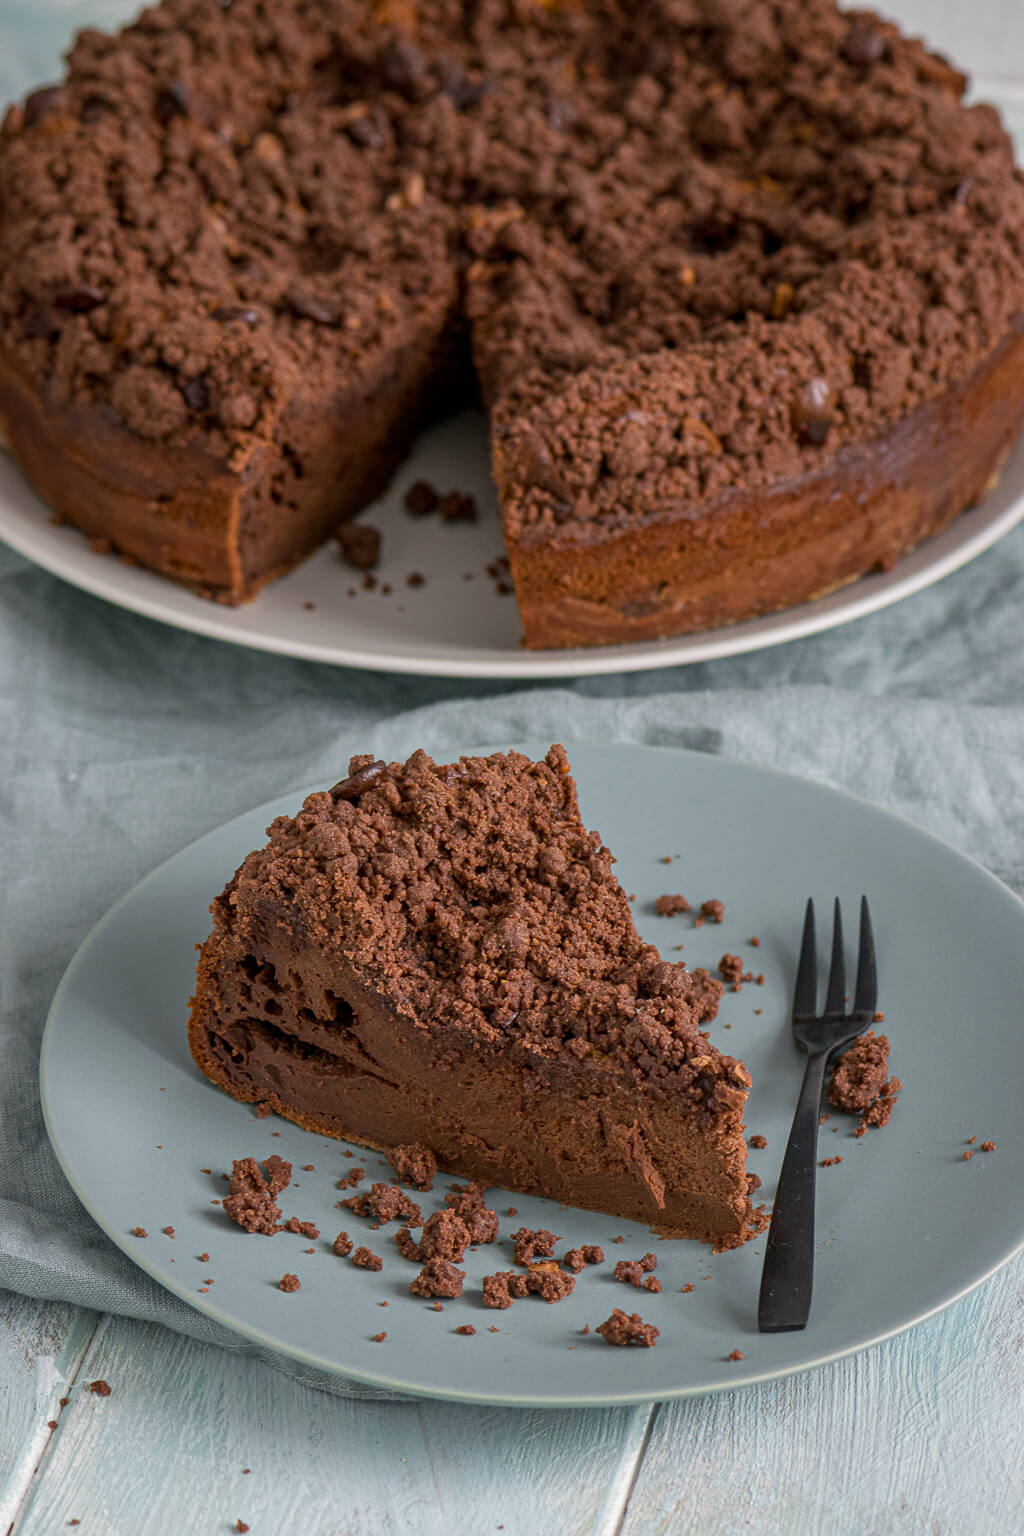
xmin=188 ymin=746 xmax=758 ymax=1246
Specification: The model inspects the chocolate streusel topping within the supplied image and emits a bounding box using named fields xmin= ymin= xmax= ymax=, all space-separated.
xmin=3 ymin=0 xmax=1019 ymax=539
xmin=212 ymin=746 xmax=739 ymax=1103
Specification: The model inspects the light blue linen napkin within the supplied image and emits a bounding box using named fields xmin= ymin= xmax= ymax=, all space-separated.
xmin=5 ymin=518 xmax=1024 ymax=1397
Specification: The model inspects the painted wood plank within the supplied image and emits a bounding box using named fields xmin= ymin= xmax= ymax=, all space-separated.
xmin=14 ymin=1315 xmax=653 ymax=1536
xmin=617 ymin=1254 xmax=1024 ymax=1536
xmin=0 ymin=1290 xmax=100 ymax=1535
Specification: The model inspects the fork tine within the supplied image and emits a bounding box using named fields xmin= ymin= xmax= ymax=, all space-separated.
xmin=853 ymin=895 xmax=877 ymax=1017
xmin=823 ymin=897 xmax=845 ymax=1017
xmin=792 ymin=898 xmax=817 ymax=1018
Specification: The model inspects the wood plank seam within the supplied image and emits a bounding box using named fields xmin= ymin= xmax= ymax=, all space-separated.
xmin=608 ymin=1403 xmax=661 ymax=1536
xmin=4 ymin=1310 xmax=105 ymax=1536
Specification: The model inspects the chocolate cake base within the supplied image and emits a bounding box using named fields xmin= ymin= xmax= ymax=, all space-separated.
xmin=191 ymin=967 xmax=751 ymax=1243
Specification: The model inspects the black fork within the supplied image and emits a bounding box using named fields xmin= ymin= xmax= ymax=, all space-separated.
xmin=758 ymin=897 xmax=878 ymax=1333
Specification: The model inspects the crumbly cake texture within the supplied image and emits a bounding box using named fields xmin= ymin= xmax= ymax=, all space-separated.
xmin=2 ymin=1 xmax=1024 ymax=643
xmin=829 ymin=1031 xmax=901 ymax=1132
xmin=189 ymin=744 xmax=759 ymax=1246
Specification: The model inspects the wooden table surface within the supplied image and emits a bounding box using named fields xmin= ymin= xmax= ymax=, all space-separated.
xmin=3 ymin=3 xmax=1024 ymax=1532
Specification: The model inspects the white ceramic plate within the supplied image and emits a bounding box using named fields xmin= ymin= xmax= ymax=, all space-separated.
xmin=4 ymin=413 xmax=1024 ymax=678
xmin=40 ymin=742 xmax=1024 ymax=1406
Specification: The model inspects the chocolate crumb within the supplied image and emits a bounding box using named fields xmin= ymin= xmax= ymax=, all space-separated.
xmin=982 ymin=1141 xmax=997 ymax=1152
xmin=89 ymin=1380 xmax=111 ymax=1396
xmin=163 ymin=1226 xmax=175 ymax=1239
xmin=699 ymin=899 xmax=725 ymax=924
xmin=419 ymin=1210 xmax=472 ymax=1262
xmin=352 ymin=1247 xmax=383 ymax=1271
xmin=563 ymin=1245 xmax=604 ymax=1272
xmin=718 ymin=953 xmax=743 ymax=983
xmin=343 ymin=1182 xmax=422 ymax=1226
xmin=749 ymin=1135 xmax=767 ymax=1150
xmin=440 ymin=491 xmax=478 ymax=522
xmin=410 ymin=1258 xmax=465 ymax=1299
xmin=132 ymin=1226 xmax=147 ymax=1237
xmin=614 ymin=1253 xmax=657 ymax=1288
xmin=750 ymin=937 xmax=761 ymax=947
xmin=279 ymin=1273 xmax=300 ymax=1292
xmin=727 ymin=1349 xmax=745 ymax=1362
xmin=336 ymin=522 xmax=381 ymax=570
xmin=223 ymin=1155 xmax=292 ymax=1234
xmin=235 ymin=1524 xmax=250 ymax=1534
xmin=967 ymin=1136 xmax=977 ymax=1144
xmin=455 ymin=1325 xmax=477 ymax=1336
xmin=596 ymin=1309 xmax=659 ymax=1348
xmin=388 ymin=1144 xmax=437 ymax=1190
xmin=964 ymin=1150 xmax=974 ymax=1160
xmin=654 ymin=893 xmax=690 ymax=916
xmin=395 ymin=1227 xmax=424 ymax=1263
xmin=822 ymin=1156 xmax=843 ymax=1167
xmin=444 ymin=1183 xmax=498 ymax=1242
xmin=281 ymin=1217 xmax=320 ymax=1239
xmin=372 ymin=1332 xmax=387 ymax=1342
xmin=404 ymin=480 xmax=440 ymax=517
xmin=512 ymin=1226 xmax=559 ymax=1265
xmin=332 ymin=1231 xmax=353 ymax=1257
xmin=680 ymin=1283 xmax=694 ymax=1293
xmin=47 ymin=1419 xmax=57 ymax=1430
xmin=406 ymin=572 xmax=425 ymax=588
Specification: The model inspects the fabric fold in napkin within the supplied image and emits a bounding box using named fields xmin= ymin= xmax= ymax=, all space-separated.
xmin=5 ymin=531 xmax=1024 ymax=1397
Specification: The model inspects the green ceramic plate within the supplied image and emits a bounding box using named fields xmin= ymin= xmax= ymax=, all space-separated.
xmin=40 ymin=743 xmax=1024 ymax=1406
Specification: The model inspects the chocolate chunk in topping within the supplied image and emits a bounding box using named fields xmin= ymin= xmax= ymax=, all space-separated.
xmin=182 ymin=375 xmax=210 ymax=412
xmin=335 ymin=522 xmax=381 ymax=570
xmin=287 ymin=291 xmax=340 ymax=326
xmin=22 ymin=85 xmax=64 ymax=126
xmin=329 ymin=759 xmax=387 ymax=801
xmin=212 ymin=306 xmax=260 ymax=326
xmin=791 ymin=378 xmax=834 ymax=445
xmin=54 ymin=286 xmax=105 ymax=314
xmin=841 ymin=21 xmax=886 ymax=67
xmin=154 ymin=81 xmax=190 ymax=125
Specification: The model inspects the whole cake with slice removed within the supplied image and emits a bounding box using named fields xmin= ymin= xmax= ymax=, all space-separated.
xmin=3 ymin=0 xmax=1024 ymax=647
xmin=188 ymin=745 xmax=760 ymax=1247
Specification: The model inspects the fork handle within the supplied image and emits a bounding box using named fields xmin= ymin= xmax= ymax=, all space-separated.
xmin=757 ymin=1048 xmax=831 ymax=1333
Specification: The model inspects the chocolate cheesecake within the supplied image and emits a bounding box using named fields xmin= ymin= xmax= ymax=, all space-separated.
xmin=2 ymin=1 xmax=1024 ymax=646
xmin=188 ymin=745 xmax=759 ymax=1246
